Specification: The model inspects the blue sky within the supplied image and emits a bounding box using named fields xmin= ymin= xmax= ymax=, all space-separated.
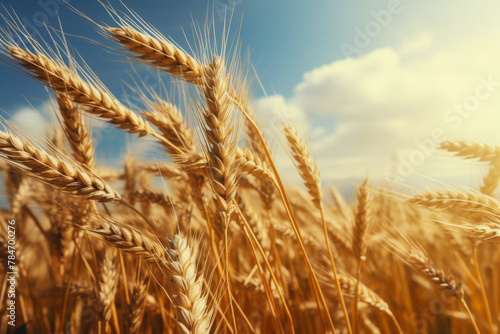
xmin=0 ymin=0 xmax=350 ymax=108
xmin=2 ymin=0 xmax=500 ymax=193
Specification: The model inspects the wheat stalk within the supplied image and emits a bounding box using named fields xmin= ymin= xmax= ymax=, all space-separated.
xmin=283 ymin=123 xmax=352 ymax=334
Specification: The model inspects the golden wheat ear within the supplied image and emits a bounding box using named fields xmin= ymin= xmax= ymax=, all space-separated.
xmin=83 ymin=215 xmax=167 ymax=263
xmin=126 ymin=276 xmax=149 ymax=334
xmin=199 ymin=55 xmax=240 ymax=218
xmin=95 ymin=248 xmax=118 ymax=332
xmin=6 ymin=47 xmax=154 ymax=137
xmin=142 ymin=100 xmax=196 ymax=155
xmin=0 ymin=130 xmax=120 ymax=202
xmin=165 ymin=234 xmax=213 ymax=334
xmin=439 ymin=140 xmax=500 ymax=162
xmin=409 ymin=189 xmax=500 ymax=222
xmin=104 ymin=25 xmax=202 ymax=83
xmin=55 ymin=93 xmax=95 ymax=168
xmin=283 ymin=124 xmax=323 ymax=209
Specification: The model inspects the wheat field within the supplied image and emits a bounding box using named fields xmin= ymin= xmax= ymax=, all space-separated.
xmin=0 ymin=4 xmax=499 ymax=334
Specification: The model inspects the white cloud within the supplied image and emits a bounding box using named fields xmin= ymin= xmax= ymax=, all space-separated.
xmin=7 ymin=106 xmax=51 ymax=136
xmin=257 ymin=38 xmax=500 ymax=190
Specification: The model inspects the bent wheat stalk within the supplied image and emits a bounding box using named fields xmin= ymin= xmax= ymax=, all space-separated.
xmin=283 ymin=123 xmax=352 ymax=334
xmin=407 ymin=247 xmax=480 ymax=334
xmin=232 ymin=98 xmax=337 ymax=333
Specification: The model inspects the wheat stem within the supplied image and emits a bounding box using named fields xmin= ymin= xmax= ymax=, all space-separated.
xmin=471 ymin=242 xmax=494 ymax=334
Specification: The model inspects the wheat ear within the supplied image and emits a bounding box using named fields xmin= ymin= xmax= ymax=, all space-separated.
xmin=0 ymin=130 xmax=120 ymax=202
xmin=440 ymin=140 xmax=500 ymax=162
xmin=95 ymin=248 xmax=118 ymax=331
xmin=352 ymin=178 xmax=372 ymax=333
xmin=337 ymin=274 xmax=392 ymax=316
xmin=283 ymin=123 xmax=352 ymax=334
xmin=352 ymin=179 xmax=372 ymax=261
xmin=125 ymin=279 xmax=148 ymax=334
xmin=143 ymin=100 xmax=196 ymax=155
xmin=84 ymin=217 xmax=167 ymax=263
xmin=236 ymin=147 xmax=274 ymax=182
xmin=105 ymin=26 xmax=202 ymax=83
xmin=56 ymin=94 xmax=95 ymax=168
xmin=166 ymin=235 xmax=212 ymax=334
xmin=132 ymin=188 xmax=172 ymax=207
xmin=409 ymin=189 xmax=500 ymax=221
xmin=8 ymin=47 xmax=157 ymax=138
xmin=407 ymin=249 xmax=464 ymax=298
xmin=283 ymin=124 xmax=323 ymax=209
xmin=200 ymin=55 xmax=240 ymax=217
xmin=200 ymin=55 xmax=241 ymax=331
xmin=480 ymin=161 xmax=500 ymax=196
